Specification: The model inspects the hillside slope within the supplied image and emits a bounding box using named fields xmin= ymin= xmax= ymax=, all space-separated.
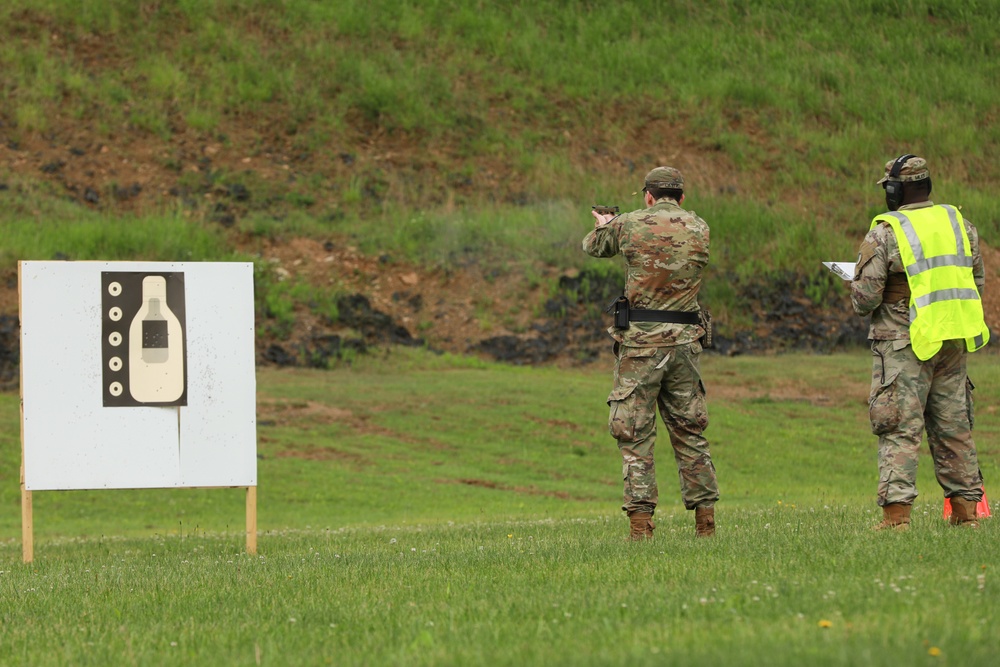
xmin=2 ymin=1 xmax=999 ymax=372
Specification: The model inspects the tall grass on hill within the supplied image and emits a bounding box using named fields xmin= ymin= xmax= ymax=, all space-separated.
xmin=2 ymin=0 xmax=998 ymax=199
xmin=1 ymin=212 xmax=230 ymax=265
xmin=2 ymin=1 xmax=999 ymax=326
xmin=277 ymin=193 xmax=858 ymax=311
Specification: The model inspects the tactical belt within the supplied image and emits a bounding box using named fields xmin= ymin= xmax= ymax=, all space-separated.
xmin=883 ymin=273 xmax=911 ymax=303
xmin=629 ymin=309 xmax=701 ymax=325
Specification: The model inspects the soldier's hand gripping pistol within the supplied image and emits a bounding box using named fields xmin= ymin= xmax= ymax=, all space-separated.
xmin=591 ymin=205 xmax=619 ymax=227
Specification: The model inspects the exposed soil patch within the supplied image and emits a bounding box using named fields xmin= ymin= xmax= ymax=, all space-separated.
xmin=707 ymin=374 xmax=870 ymax=408
xmin=256 ymin=399 xmax=356 ymax=426
xmin=524 ymin=415 xmax=586 ymax=432
xmin=273 ymin=445 xmax=370 ymax=465
xmin=4 ymin=237 xmax=999 ymax=384
xmin=241 ymin=235 xmax=1000 ymax=370
xmin=256 ymin=398 xmax=455 ymax=451
xmin=440 ymin=477 xmax=600 ymax=502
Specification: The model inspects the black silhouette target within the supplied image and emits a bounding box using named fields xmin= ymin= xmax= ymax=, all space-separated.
xmin=101 ymin=272 xmax=188 ymax=407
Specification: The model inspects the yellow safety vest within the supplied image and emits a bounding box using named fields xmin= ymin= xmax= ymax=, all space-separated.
xmin=871 ymin=204 xmax=989 ymax=360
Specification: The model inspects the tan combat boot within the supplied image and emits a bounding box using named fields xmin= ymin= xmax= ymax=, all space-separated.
xmin=628 ymin=512 xmax=654 ymax=541
xmin=695 ymin=506 xmax=715 ymax=537
xmin=949 ymin=498 xmax=979 ymax=528
xmin=873 ymin=503 xmax=911 ymax=531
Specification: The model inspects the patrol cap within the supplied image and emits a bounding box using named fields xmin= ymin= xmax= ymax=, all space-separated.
xmin=876 ymin=155 xmax=929 ymax=184
xmin=643 ymin=166 xmax=684 ymax=191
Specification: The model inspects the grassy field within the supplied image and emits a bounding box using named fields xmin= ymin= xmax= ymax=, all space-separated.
xmin=1 ymin=349 xmax=998 ymax=665
xmin=3 ymin=2 xmax=1000 ymax=663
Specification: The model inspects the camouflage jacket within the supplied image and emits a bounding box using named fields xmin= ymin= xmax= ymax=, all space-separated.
xmin=851 ymin=201 xmax=985 ymax=340
xmin=582 ymin=198 xmax=709 ymax=347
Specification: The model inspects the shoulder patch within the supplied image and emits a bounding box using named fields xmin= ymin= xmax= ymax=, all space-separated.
xmin=857 ymin=240 xmax=877 ymax=267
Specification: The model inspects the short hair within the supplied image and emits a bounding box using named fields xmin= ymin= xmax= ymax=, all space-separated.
xmin=646 ymin=186 xmax=683 ymax=201
xmin=905 ymin=177 xmax=932 ymax=199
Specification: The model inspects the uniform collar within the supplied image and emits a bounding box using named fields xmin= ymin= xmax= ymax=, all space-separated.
xmin=898 ymin=200 xmax=934 ymax=211
xmin=650 ymin=198 xmax=682 ymax=209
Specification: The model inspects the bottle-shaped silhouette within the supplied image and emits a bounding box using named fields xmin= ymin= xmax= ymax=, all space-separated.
xmin=128 ymin=276 xmax=184 ymax=402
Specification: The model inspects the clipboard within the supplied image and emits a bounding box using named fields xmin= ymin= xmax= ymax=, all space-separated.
xmin=822 ymin=261 xmax=856 ymax=281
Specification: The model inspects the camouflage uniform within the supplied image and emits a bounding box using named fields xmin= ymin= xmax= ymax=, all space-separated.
xmin=851 ymin=157 xmax=985 ymax=507
xmin=583 ymin=167 xmax=719 ymax=516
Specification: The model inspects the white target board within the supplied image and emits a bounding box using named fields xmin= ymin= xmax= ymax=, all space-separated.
xmin=20 ymin=261 xmax=257 ymax=490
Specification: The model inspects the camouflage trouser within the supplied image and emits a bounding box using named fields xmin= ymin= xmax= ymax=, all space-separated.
xmin=607 ymin=342 xmax=719 ymax=514
xmin=868 ymin=338 xmax=983 ymax=506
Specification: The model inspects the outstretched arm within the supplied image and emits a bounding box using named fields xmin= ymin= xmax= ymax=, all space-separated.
xmin=583 ymin=215 xmax=621 ymax=258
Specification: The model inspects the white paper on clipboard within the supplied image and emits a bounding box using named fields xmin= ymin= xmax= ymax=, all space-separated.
xmin=823 ymin=261 xmax=856 ymax=281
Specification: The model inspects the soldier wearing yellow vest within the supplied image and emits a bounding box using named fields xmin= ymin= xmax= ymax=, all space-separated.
xmin=851 ymin=154 xmax=987 ymax=530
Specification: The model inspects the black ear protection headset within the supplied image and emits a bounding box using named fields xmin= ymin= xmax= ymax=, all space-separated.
xmin=883 ymin=153 xmax=916 ymax=211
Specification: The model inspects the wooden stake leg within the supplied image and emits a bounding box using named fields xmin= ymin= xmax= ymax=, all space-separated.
xmin=246 ymin=486 xmax=257 ymax=555
xmin=22 ymin=488 xmax=33 ymax=564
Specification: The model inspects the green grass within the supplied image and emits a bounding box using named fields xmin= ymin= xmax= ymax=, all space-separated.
xmin=2 ymin=3 xmax=999 ymax=661
xmin=1 ymin=350 xmax=999 ymax=664
xmin=3 ymin=1 xmax=1000 ymax=220
xmin=0 ymin=515 xmax=995 ymax=666
xmin=0 ymin=213 xmax=230 ymax=265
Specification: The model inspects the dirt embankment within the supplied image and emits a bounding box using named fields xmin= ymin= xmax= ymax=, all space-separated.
xmin=6 ymin=226 xmax=1000 ymax=387
xmin=236 ymin=235 xmax=873 ymax=373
